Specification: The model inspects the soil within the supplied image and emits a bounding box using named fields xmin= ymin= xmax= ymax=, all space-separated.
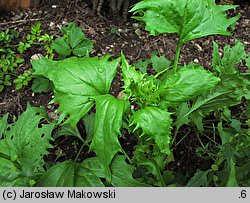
xmin=0 ymin=1 xmax=249 ymax=180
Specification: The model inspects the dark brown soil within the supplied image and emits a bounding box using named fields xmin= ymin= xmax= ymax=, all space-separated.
xmin=0 ymin=1 xmax=249 ymax=178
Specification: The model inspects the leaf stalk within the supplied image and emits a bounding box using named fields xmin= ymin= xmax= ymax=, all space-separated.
xmin=173 ymin=38 xmax=183 ymax=73
xmin=74 ymin=143 xmax=85 ymax=162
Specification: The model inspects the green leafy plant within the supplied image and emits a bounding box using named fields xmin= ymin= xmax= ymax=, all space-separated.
xmin=13 ymin=71 xmax=32 ymax=90
xmin=130 ymin=0 xmax=240 ymax=72
xmin=0 ymin=51 xmax=24 ymax=73
xmin=184 ymin=40 xmax=249 ymax=186
xmin=0 ymin=29 xmax=24 ymax=92
xmin=31 ymin=23 xmax=94 ymax=94
xmin=37 ymin=155 xmax=147 ymax=187
xmin=110 ymin=27 xmax=121 ymax=36
xmin=30 ymin=0 xmax=250 ymax=187
xmin=0 ymin=104 xmax=148 ymax=187
xmin=38 ymin=34 xmax=54 ymax=59
xmin=0 ymin=29 xmax=24 ymax=73
xmin=0 ymin=29 xmax=19 ymax=46
xmin=31 ymin=49 xmax=244 ymax=187
xmin=0 ymin=105 xmax=55 ymax=186
xmin=17 ymin=22 xmax=43 ymax=54
xmin=17 ymin=42 xmax=31 ymax=54
xmin=30 ymin=21 xmax=43 ymax=40
xmin=52 ymin=23 xmax=93 ymax=58
xmin=0 ymin=23 xmax=54 ymax=92
xmin=32 ymin=56 xmax=130 ymax=181
xmin=0 ymin=73 xmax=11 ymax=92
xmin=17 ymin=22 xmax=54 ymax=59
xmin=187 ymin=114 xmax=250 ymax=187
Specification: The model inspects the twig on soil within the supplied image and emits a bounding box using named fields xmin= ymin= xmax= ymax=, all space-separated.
xmin=0 ymin=18 xmax=44 ymax=26
xmin=135 ymin=47 xmax=142 ymax=60
xmin=16 ymin=93 xmax=24 ymax=116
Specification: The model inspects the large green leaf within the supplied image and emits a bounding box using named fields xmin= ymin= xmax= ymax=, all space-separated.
xmin=195 ymin=74 xmax=246 ymax=115
xmin=0 ymin=105 xmax=55 ymax=186
xmin=175 ymin=74 xmax=247 ymax=127
xmin=82 ymin=156 xmax=148 ymax=186
xmin=51 ymin=38 xmax=71 ymax=56
xmin=90 ymin=94 xmax=130 ymax=180
xmin=130 ymin=0 xmax=240 ymax=43
xmin=175 ymin=40 xmax=248 ymax=129
xmin=37 ymin=160 xmax=104 ymax=187
xmin=159 ymin=67 xmax=220 ymax=108
xmin=130 ymin=106 xmax=172 ymax=155
xmin=32 ymin=56 xmax=120 ymax=127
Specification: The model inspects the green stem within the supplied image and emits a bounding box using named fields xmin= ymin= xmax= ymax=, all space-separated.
xmin=74 ymin=143 xmax=85 ymax=162
xmin=196 ymin=132 xmax=205 ymax=148
xmin=154 ymin=67 xmax=170 ymax=78
xmin=158 ymin=170 xmax=166 ymax=187
xmin=173 ymin=38 xmax=183 ymax=73
xmin=171 ymin=128 xmax=179 ymax=146
xmin=196 ymin=133 xmax=216 ymax=161
xmin=0 ymin=152 xmax=22 ymax=170
xmin=150 ymin=158 xmax=166 ymax=187
xmin=121 ymin=148 xmax=132 ymax=164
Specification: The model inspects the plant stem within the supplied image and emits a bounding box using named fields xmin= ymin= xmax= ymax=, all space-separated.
xmin=158 ymin=169 xmax=166 ymax=187
xmin=173 ymin=38 xmax=183 ymax=73
xmin=174 ymin=130 xmax=191 ymax=148
xmin=202 ymin=133 xmax=219 ymax=146
xmin=154 ymin=67 xmax=170 ymax=78
xmin=196 ymin=132 xmax=205 ymax=148
xmin=0 ymin=152 xmax=22 ymax=170
xmin=171 ymin=128 xmax=179 ymax=146
xmin=74 ymin=143 xmax=85 ymax=162
xmin=121 ymin=148 xmax=132 ymax=164
xmin=150 ymin=158 xmax=166 ymax=187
